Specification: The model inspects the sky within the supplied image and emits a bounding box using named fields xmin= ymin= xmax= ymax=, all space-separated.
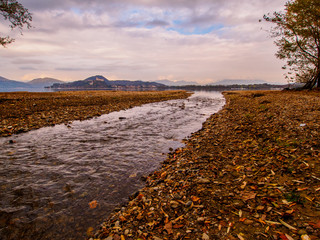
xmin=0 ymin=0 xmax=288 ymax=84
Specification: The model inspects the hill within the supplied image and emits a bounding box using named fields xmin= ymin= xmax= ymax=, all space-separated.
xmin=50 ymin=75 xmax=165 ymax=90
xmin=0 ymin=76 xmax=30 ymax=89
xmin=28 ymin=78 xmax=63 ymax=88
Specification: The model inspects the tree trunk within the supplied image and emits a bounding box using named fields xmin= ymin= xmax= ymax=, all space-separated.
xmin=301 ymin=70 xmax=320 ymax=90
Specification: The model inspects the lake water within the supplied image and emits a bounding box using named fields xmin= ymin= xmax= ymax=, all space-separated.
xmin=0 ymin=91 xmax=225 ymax=240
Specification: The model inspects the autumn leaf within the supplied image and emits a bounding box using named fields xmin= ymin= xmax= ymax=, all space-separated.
xmin=241 ymin=191 xmax=256 ymax=201
xmin=309 ymin=220 xmax=320 ymax=229
xmin=173 ymin=224 xmax=184 ymax=229
xmin=279 ymin=234 xmax=289 ymax=240
xmin=191 ymin=196 xmax=200 ymax=202
xmin=89 ymin=200 xmax=98 ymax=209
xmin=164 ymin=221 xmax=173 ymax=234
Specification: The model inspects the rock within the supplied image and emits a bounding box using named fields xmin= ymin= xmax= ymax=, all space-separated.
xmin=173 ymin=193 xmax=181 ymax=199
xmin=113 ymin=234 xmax=121 ymax=240
xmin=197 ymin=217 xmax=206 ymax=222
xmin=114 ymin=221 xmax=120 ymax=228
xmin=244 ymin=219 xmax=254 ymax=225
xmin=301 ymin=235 xmax=311 ymax=240
xmin=197 ymin=178 xmax=211 ymax=184
xmin=202 ymin=232 xmax=210 ymax=240
xmin=298 ymin=229 xmax=307 ymax=235
xmin=256 ymin=205 xmax=264 ymax=211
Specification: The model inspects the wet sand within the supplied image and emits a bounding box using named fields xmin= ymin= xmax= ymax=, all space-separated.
xmin=0 ymin=90 xmax=191 ymax=137
xmin=93 ymin=90 xmax=320 ymax=240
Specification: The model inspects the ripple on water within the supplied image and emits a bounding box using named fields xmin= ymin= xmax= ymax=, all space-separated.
xmin=0 ymin=91 xmax=225 ymax=240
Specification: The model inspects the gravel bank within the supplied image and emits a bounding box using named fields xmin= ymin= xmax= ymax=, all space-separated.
xmin=92 ymin=90 xmax=320 ymax=240
xmin=0 ymin=90 xmax=191 ymax=137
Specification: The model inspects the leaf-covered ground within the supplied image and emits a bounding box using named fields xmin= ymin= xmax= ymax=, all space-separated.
xmin=0 ymin=90 xmax=191 ymax=137
xmin=92 ymin=90 xmax=320 ymax=240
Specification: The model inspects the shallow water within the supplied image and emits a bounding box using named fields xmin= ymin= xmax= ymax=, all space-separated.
xmin=0 ymin=91 xmax=224 ymax=240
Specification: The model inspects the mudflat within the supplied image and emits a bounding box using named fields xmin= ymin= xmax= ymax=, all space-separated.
xmin=0 ymin=90 xmax=191 ymax=137
xmin=93 ymin=90 xmax=320 ymax=240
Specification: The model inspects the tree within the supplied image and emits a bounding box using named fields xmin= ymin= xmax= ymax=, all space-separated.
xmin=0 ymin=0 xmax=32 ymax=47
xmin=264 ymin=0 xmax=320 ymax=89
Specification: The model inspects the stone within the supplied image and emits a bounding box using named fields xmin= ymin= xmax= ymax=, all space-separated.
xmin=186 ymin=201 xmax=193 ymax=207
xmin=244 ymin=219 xmax=254 ymax=225
xmin=202 ymin=232 xmax=210 ymax=240
xmin=198 ymin=178 xmax=211 ymax=184
xmin=197 ymin=217 xmax=206 ymax=222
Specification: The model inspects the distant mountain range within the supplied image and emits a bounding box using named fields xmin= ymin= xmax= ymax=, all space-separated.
xmin=0 ymin=75 xmax=286 ymax=92
xmin=154 ymin=79 xmax=199 ymax=86
xmin=0 ymin=76 xmax=63 ymax=90
xmin=209 ymin=79 xmax=269 ymax=85
xmin=0 ymin=75 xmax=165 ymax=91
xmin=50 ymin=75 xmax=165 ymax=90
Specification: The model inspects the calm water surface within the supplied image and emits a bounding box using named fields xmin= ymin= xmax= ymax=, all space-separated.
xmin=0 ymin=91 xmax=224 ymax=240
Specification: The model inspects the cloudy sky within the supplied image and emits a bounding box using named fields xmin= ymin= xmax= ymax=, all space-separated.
xmin=0 ymin=0 xmax=287 ymax=84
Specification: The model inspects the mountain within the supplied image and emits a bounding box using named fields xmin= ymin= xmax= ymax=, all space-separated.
xmin=155 ymin=79 xmax=199 ymax=86
xmin=27 ymin=77 xmax=63 ymax=88
xmin=209 ymin=79 xmax=268 ymax=85
xmin=50 ymin=75 xmax=165 ymax=89
xmin=0 ymin=76 xmax=30 ymax=89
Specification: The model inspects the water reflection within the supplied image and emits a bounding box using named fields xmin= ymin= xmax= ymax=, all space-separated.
xmin=0 ymin=91 xmax=224 ymax=240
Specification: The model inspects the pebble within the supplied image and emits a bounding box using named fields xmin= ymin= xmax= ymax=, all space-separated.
xmin=298 ymin=229 xmax=308 ymax=235
xmin=114 ymin=221 xmax=120 ymax=228
xmin=202 ymin=232 xmax=210 ymax=240
xmin=186 ymin=201 xmax=193 ymax=207
xmin=244 ymin=219 xmax=254 ymax=225
xmin=197 ymin=217 xmax=206 ymax=222
xmin=197 ymin=178 xmax=211 ymax=184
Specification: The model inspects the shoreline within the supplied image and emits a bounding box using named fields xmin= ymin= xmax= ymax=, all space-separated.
xmin=0 ymin=90 xmax=191 ymax=137
xmin=92 ymin=90 xmax=320 ymax=240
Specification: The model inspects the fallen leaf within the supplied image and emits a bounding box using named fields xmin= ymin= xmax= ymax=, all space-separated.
xmin=285 ymin=209 xmax=294 ymax=214
xmin=241 ymin=191 xmax=257 ymax=201
xmin=309 ymin=220 xmax=320 ymax=229
xmin=173 ymin=224 xmax=184 ymax=229
xmin=285 ymin=234 xmax=294 ymax=240
xmin=191 ymin=196 xmax=200 ymax=202
xmin=89 ymin=200 xmax=98 ymax=209
xmin=164 ymin=221 xmax=173 ymax=234
xmin=160 ymin=171 xmax=167 ymax=179
xmin=279 ymin=233 xmax=289 ymax=240
xmin=240 ymin=181 xmax=247 ymax=189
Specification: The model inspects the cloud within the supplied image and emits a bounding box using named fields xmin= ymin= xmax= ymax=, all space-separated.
xmin=1 ymin=0 xmax=288 ymax=83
